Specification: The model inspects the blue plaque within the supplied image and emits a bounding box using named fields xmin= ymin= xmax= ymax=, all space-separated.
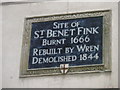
xmin=28 ymin=16 xmax=103 ymax=69
xmin=20 ymin=10 xmax=111 ymax=77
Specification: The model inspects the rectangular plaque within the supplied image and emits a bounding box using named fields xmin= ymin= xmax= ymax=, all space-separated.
xmin=20 ymin=10 xmax=111 ymax=77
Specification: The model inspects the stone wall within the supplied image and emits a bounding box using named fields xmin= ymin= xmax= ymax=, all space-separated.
xmin=2 ymin=1 xmax=118 ymax=88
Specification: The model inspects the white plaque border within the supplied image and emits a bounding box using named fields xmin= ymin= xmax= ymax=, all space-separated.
xmin=20 ymin=10 xmax=112 ymax=78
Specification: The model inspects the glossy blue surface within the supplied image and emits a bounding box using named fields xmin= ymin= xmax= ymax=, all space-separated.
xmin=28 ymin=16 xmax=103 ymax=69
